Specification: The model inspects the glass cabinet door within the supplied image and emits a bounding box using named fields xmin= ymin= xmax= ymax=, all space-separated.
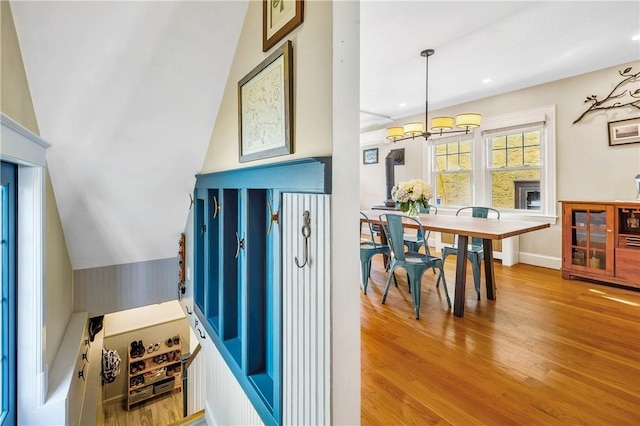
xmin=568 ymin=206 xmax=612 ymax=275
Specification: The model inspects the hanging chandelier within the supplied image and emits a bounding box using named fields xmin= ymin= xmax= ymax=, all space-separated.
xmin=385 ymin=49 xmax=482 ymax=143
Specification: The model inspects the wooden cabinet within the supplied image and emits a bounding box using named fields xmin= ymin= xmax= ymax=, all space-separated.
xmin=126 ymin=336 xmax=182 ymax=411
xmin=562 ymin=201 xmax=640 ymax=288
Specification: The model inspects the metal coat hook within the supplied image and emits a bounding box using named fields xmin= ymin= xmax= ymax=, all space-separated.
xmin=197 ymin=327 xmax=206 ymax=339
xmin=186 ymin=306 xmax=192 ymax=315
xmin=82 ymin=348 xmax=89 ymax=362
xmin=267 ymin=197 xmax=279 ymax=235
xmin=212 ymin=196 xmax=221 ymax=219
xmin=295 ymin=210 xmax=311 ymax=268
xmin=78 ymin=364 xmax=86 ymax=381
xmin=189 ymin=193 xmax=194 ymax=210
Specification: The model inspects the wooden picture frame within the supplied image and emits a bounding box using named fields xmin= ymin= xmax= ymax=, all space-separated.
xmin=238 ymin=40 xmax=293 ymax=163
xmin=263 ymin=0 xmax=304 ymax=52
xmin=608 ymin=117 xmax=640 ymax=146
xmin=363 ymin=148 xmax=378 ymax=165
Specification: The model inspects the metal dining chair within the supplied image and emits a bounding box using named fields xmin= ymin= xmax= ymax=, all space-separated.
xmin=403 ymin=205 xmax=438 ymax=254
xmin=379 ymin=213 xmax=450 ymax=319
xmin=360 ymin=211 xmax=392 ymax=294
xmin=439 ymin=206 xmax=500 ymax=300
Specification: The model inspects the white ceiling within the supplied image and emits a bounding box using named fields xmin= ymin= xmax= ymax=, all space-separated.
xmin=360 ymin=1 xmax=640 ymax=130
xmin=9 ymin=1 xmax=640 ymax=270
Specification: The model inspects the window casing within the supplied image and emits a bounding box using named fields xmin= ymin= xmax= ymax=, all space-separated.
xmin=429 ymin=106 xmax=556 ymax=222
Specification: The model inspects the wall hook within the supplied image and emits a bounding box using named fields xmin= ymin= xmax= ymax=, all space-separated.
xmin=189 ymin=193 xmax=194 ymax=210
xmin=295 ymin=210 xmax=311 ymax=268
xmin=212 ymin=196 xmax=221 ymax=219
xmin=197 ymin=327 xmax=206 ymax=339
xmin=186 ymin=306 xmax=192 ymax=315
xmin=267 ymin=197 xmax=279 ymax=235
xmin=82 ymin=348 xmax=89 ymax=362
xmin=78 ymin=364 xmax=86 ymax=381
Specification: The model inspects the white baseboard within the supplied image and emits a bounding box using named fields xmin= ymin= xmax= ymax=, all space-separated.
xmin=518 ymin=252 xmax=561 ymax=270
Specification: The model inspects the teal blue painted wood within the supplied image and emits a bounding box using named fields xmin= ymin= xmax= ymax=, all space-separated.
xmin=191 ymin=158 xmax=333 ymax=425
xmin=439 ymin=207 xmax=500 ymax=300
xmin=379 ymin=213 xmax=451 ymax=320
xmin=195 ymin=157 xmax=332 ymax=194
xmin=1 ymin=161 xmax=17 ymax=425
xmin=403 ymin=205 xmax=437 ymax=254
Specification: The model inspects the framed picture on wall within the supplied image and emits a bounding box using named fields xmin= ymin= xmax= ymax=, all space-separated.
xmin=238 ymin=41 xmax=293 ymax=163
xmin=363 ymin=148 xmax=378 ymax=165
xmin=608 ymin=117 xmax=640 ymax=146
xmin=263 ymin=0 xmax=304 ymax=52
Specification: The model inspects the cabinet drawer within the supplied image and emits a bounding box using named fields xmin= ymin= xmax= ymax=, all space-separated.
xmin=618 ymin=235 xmax=640 ymax=248
xmin=615 ymin=248 xmax=640 ymax=285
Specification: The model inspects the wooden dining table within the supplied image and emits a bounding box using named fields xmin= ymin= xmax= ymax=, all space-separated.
xmin=361 ymin=210 xmax=550 ymax=317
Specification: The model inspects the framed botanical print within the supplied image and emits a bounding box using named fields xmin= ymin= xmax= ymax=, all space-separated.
xmin=263 ymin=0 xmax=304 ymax=52
xmin=238 ymin=41 xmax=293 ymax=163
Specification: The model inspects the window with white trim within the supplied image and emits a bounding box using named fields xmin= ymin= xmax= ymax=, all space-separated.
xmin=429 ymin=106 xmax=556 ymax=220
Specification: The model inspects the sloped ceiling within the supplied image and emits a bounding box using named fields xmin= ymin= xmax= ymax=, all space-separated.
xmin=10 ymin=1 xmax=640 ymax=270
xmin=12 ymin=0 xmax=248 ymax=269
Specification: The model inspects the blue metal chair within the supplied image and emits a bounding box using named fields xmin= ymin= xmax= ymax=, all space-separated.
xmin=403 ymin=205 xmax=437 ymax=254
xmin=440 ymin=207 xmax=500 ymax=300
xmin=360 ymin=211 xmax=392 ymax=294
xmin=379 ymin=213 xmax=450 ymax=319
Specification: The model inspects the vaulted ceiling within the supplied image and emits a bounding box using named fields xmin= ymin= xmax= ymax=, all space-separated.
xmin=10 ymin=1 xmax=640 ymax=270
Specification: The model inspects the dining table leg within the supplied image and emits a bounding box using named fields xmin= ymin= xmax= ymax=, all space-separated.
xmin=483 ymin=238 xmax=496 ymax=300
xmin=453 ymin=235 xmax=469 ymax=317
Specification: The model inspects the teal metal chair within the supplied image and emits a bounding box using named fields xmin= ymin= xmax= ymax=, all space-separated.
xmin=360 ymin=211 xmax=392 ymax=294
xmin=440 ymin=207 xmax=500 ymax=300
xmin=379 ymin=213 xmax=450 ymax=319
xmin=403 ymin=205 xmax=437 ymax=254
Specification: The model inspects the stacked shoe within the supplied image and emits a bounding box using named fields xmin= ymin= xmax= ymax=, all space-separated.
xmin=129 ymin=340 xmax=145 ymax=358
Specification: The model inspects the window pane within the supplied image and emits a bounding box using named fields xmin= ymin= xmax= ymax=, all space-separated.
xmin=459 ymin=140 xmax=471 ymax=153
xmin=436 ymin=155 xmax=447 ymax=171
xmin=524 ymin=130 xmax=540 ymax=146
xmin=459 ymin=152 xmax=472 ymax=169
xmin=507 ymin=147 xmax=524 ymax=167
xmin=491 ymin=169 xmax=541 ymax=209
xmin=492 ymin=136 xmax=506 ymax=149
xmin=524 ymin=146 xmax=541 ymax=166
xmin=492 ymin=149 xmax=506 ymax=168
xmin=448 ymin=143 xmax=459 ymax=154
xmin=436 ymin=172 xmax=471 ymax=206
xmin=507 ymin=133 xmax=522 ymax=148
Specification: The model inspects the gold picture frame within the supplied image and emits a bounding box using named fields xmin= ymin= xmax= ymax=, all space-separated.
xmin=238 ymin=40 xmax=293 ymax=163
xmin=263 ymin=0 xmax=304 ymax=52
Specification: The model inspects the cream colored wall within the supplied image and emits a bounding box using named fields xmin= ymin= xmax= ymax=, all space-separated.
xmin=360 ymin=137 xmax=426 ymax=207
xmin=1 ymin=0 xmax=73 ymax=372
xmin=200 ymin=0 xmax=333 ymax=173
xmin=360 ymin=61 xmax=640 ymax=263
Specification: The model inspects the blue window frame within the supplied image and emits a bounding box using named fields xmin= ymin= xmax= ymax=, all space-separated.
xmin=1 ymin=161 xmax=17 ymax=426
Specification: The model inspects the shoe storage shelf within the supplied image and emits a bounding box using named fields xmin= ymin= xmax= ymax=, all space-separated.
xmin=126 ymin=335 xmax=183 ymax=411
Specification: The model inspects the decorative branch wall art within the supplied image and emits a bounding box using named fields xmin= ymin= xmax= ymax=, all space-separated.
xmin=573 ymin=67 xmax=640 ymax=124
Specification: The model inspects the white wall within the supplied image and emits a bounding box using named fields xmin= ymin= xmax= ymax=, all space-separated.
xmin=360 ymin=61 xmax=640 ymax=264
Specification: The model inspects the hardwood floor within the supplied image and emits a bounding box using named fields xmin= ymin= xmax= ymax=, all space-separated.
xmin=361 ymin=254 xmax=640 ymax=425
xmin=103 ymin=390 xmax=183 ymax=426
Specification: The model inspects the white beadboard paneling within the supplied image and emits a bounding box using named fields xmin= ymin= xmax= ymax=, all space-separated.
xmin=282 ymin=193 xmax=331 ymax=425
xmin=200 ymin=331 xmax=263 ymax=426
xmin=73 ymin=257 xmax=178 ymax=316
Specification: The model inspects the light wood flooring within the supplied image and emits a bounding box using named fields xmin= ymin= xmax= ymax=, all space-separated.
xmin=103 ymin=390 xmax=183 ymax=426
xmin=361 ymin=253 xmax=640 ymax=425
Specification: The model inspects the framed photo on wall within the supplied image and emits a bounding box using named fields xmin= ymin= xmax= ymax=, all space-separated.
xmin=263 ymin=0 xmax=304 ymax=52
xmin=608 ymin=117 xmax=640 ymax=146
xmin=363 ymin=148 xmax=378 ymax=165
xmin=238 ymin=40 xmax=293 ymax=163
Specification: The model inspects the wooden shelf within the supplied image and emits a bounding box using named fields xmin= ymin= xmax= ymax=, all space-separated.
xmin=126 ymin=334 xmax=183 ymax=411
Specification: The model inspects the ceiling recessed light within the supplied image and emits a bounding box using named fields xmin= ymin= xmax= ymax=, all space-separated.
xmin=482 ymin=78 xmax=493 ymax=84
xmin=633 ymin=34 xmax=640 ymax=41
xmin=399 ymin=103 xmax=407 ymax=107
